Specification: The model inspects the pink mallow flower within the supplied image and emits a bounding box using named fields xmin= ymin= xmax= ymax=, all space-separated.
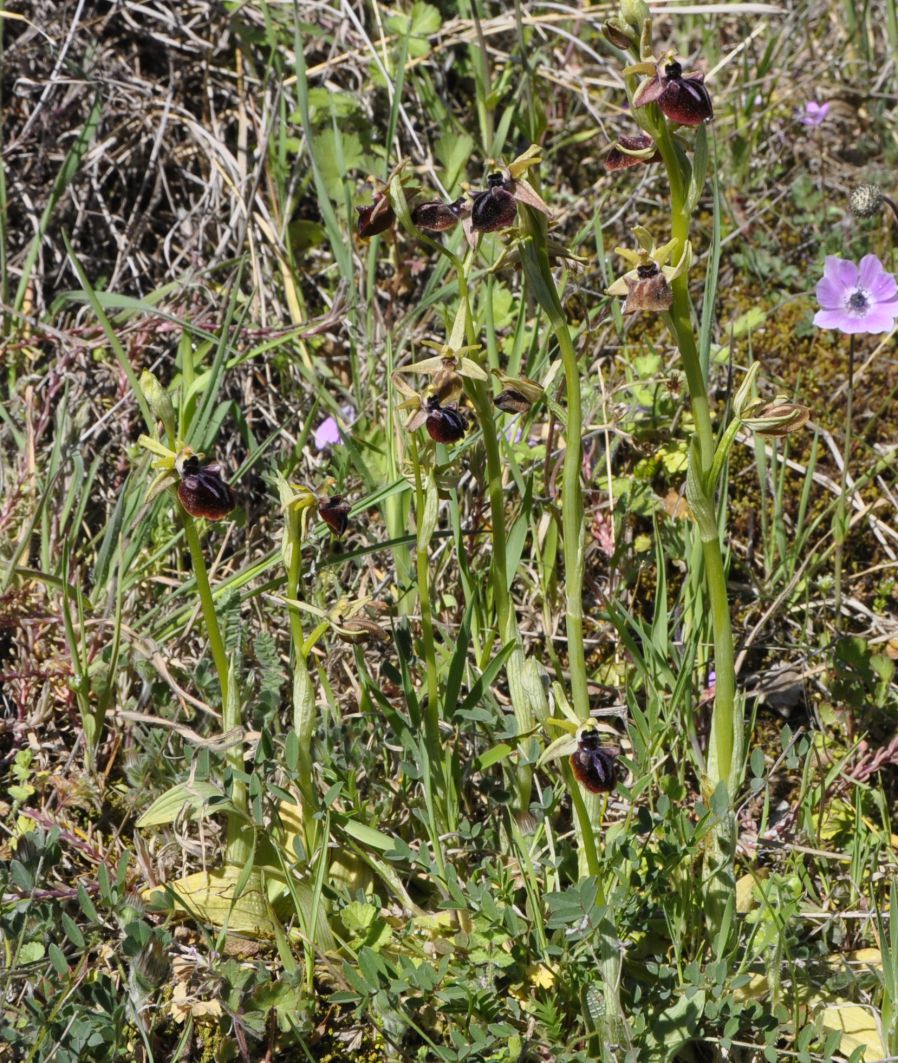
xmin=799 ymin=101 xmax=829 ymax=126
xmin=814 ymin=254 xmax=898 ymax=335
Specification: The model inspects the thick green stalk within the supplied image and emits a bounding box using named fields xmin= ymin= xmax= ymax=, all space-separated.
xmin=555 ymin=322 xmax=591 ymax=725
xmin=182 ymin=511 xmax=248 ymax=862
xmin=182 ymin=514 xmax=230 ymax=710
xmin=409 ymin=434 xmax=447 ymax=878
xmin=283 ymin=499 xmax=320 ymax=849
xmin=654 ymin=121 xmax=737 ymax=789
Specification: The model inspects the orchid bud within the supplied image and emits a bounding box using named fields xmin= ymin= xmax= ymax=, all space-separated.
xmin=620 ymin=0 xmax=651 ymax=30
xmin=733 ymin=362 xmax=761 ymax=417
xmin=140 ymin=370 xmax=176 ymax=437
xmin=743 ymin=401 xmax=811 ymax=437
xmin=412 ymin=198 xmax=466 ymax=232
xmin=602 ymin=17 xmax=637 ymax=49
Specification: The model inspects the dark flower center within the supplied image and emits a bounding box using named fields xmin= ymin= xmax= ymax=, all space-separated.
xmin=486 ymin=172 xmax=506 ymax=189
xmin=663 ymin=60 xmax=683 ymax=80
xmin=637 ymin=262 xmax=660 ymax=278
xmin=849 ymin=290 xmax=869 ymax=312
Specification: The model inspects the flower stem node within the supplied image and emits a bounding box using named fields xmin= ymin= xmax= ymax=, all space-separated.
xmin=631 ymin=55 xmax=713 ymax=126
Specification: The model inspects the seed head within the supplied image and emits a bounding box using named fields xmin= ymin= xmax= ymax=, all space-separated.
xmin=849 ymin=183 xmax=884 ymax=219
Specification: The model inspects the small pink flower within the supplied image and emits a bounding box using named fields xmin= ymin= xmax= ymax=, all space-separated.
xmin=814 ymin=254 xmax=898 ymax=335
xmin=313 ymin=405 xmax=356 ymax=451
xmin=799 ymin=101 xmax=829 ymax=127
xmin=313 ymin=417 xmax=341 ymax=450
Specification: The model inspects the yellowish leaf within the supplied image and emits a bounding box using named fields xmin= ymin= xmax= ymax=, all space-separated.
xmin=144 ymin=866 xmax=278 ymax=936
xmin=820 ymin=1003 xmax=885 ymax=1062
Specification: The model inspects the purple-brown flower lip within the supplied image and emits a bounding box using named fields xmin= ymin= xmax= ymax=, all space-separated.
xmin=412 ymin=197 xmax=467 ymax=232
xmin=470 ymin=173 xmax=519 ymax=233
xmin=424 ymin=397 xmax=468 ymax=443
xmin=570 ymin=726 xmax=619 ymax=793
xmin=632 ymin=58 xmax=713 ymax=126
xmin=356 ymin=191 xmax=395 ymax=238
xmin=621 ymin=261 xmax=672 ymax=313
xmin=604 ymin=132 xmax=661 ymax=172
xmin=319 ymin=494 xmax=350 ymax=537
xmin=176 ymin=454 xmax=236 ymax=521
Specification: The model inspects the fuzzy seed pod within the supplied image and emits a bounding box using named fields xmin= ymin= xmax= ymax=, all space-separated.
xmin=849 ymin=183 xmax=885 ymax=219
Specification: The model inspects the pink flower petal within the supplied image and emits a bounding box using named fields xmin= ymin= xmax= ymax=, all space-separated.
xmin=858 ymin=254 xmax=898 ymax=300
xmin=823 ymin=255 xmax=859 ymax=290
xmin=855 ymin=307 xmax=898 ymax=333
xmin=314 ymin=416 xmax=342 ymax=450
xmin=815 ymin=275 xmax=849 ymax=309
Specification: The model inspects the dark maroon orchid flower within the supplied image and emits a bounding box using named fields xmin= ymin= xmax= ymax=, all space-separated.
xmin=176 ymin=455 xmax=236 ymax=521
xmin=356 ymin=192 xmax=395 ymax=239
xmin=425 ymin=397 xmax=468 ymax=443
xmin=470 ymin=173 xmax=518 ymax=233
xmin=570 ymin=728 xmax=619 ymax=794
xmin=604 ymin=132 xmax=662 ymax=172
xmin=633 ymin=60 xmax=713 ymax=126
xmin=412 ymin=198 xmax=467 ymax=232
xmin=319 ymin=495 xmax=350 ymax=537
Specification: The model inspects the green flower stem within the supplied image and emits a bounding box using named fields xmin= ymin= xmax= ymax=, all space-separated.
xmin=409 ymin=432 xmax=447 ymax=879
xmin=284 ymin=502 xmax=320 ymax=849
xmin=833 ymin=332 xmax=855 ymax=627
xmin=182 ymin=511 xmax=230 ymax=712
xmin=182 ymin=508 xmax=249 ymax=862
xmin=454 ymin=262 xmax=512 ymax=639
xmin=554 ymin=320 xmax=591 ymax=725
xmin=653 ymin=120 xmax=738 ymax=791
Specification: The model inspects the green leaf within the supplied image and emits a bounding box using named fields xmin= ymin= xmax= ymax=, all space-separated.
xmin=476 ymin=743 xmax=514 ymax=771
xmin=48 ymin=944 xmax=69 ymax=976
xmin=313 ymin=128 xmax=366 ymax=202
xmin=339 ymin=818 xmax=397 ymax=852
xmin=436 ymin=130 xmax=474 ymax=191
xmin=61 ymin=913 xmax=85 ymax=949
xmin=136 ymin=780 xmax=224 ymax=828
